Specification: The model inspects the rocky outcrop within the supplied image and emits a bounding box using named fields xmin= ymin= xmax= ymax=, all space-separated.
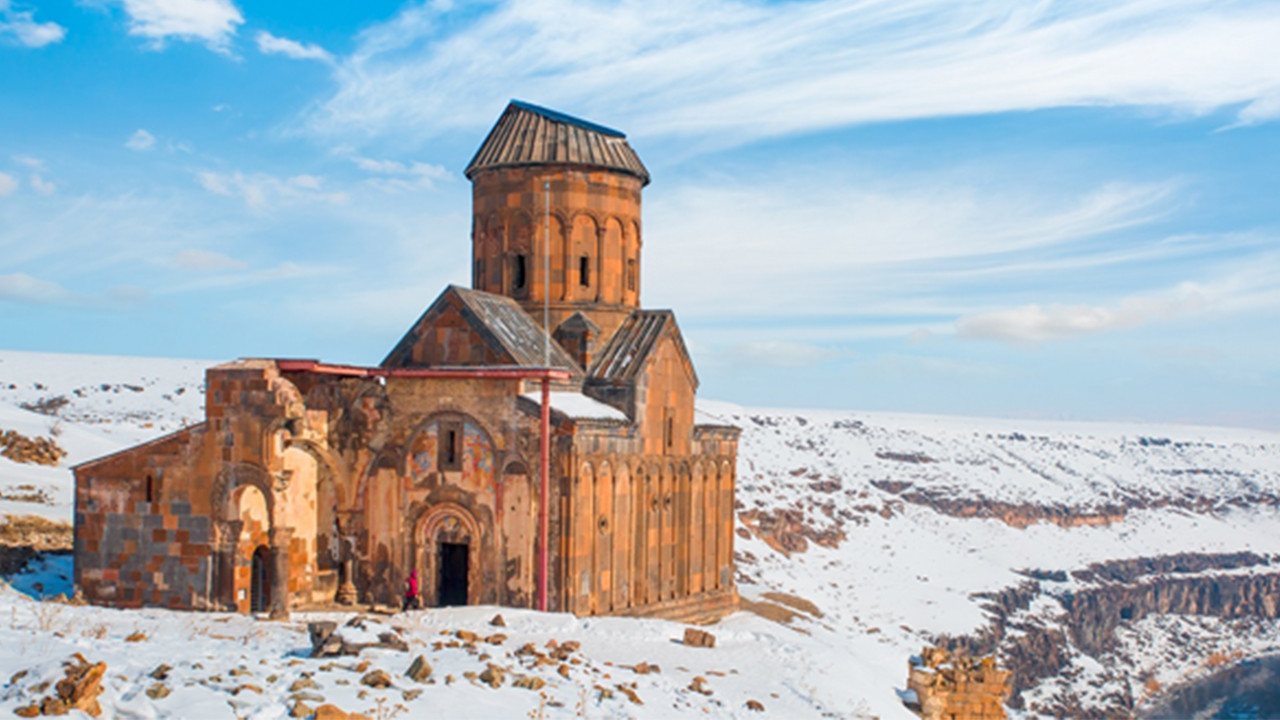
xmin=906 ymin=646 xmax=1010 ymax=719
xmin=0 ymin=429 xmax=67 ymax=466
xmin=738 ymin=507 xmax=846 ymax=555
xmin=937 ymin=553 xmax=1280 ymax=718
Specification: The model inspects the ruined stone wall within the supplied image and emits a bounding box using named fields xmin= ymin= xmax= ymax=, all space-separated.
xmin=470 ymin=165 xmax=643 ymax=342
xmin=907 ymin=647 xmax=1011 ymax=720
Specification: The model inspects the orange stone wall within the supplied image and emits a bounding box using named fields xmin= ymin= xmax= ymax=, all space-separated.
xmin=470 ymin=165 xmax=643 ymax=342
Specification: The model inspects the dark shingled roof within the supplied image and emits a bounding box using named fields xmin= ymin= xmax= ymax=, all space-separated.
xmin=588 ymin=310 xmax=698 ymax=387
xmin=465 ymin=100 xmax=650 ymax=185
xmin=383 ymin=285 xmax=582 ymax=376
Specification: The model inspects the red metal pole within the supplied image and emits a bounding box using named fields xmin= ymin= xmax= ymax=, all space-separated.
xmin=537 ymin=378 xmax=551 ymax=612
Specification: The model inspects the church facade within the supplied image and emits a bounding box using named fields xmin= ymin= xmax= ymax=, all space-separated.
xmin=72 ymin=102 xmax=740 ymax=622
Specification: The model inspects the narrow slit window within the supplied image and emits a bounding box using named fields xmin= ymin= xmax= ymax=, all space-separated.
xmin=626 ymin=259 xmax=637 ymax=291
xmin=439 ymin=421 xmax=463 ymax=471
xmin=145 ymin=475 xmax=154 ymax=503
xmin=514 ymin=254 xmax=527 ymax=289
xmin=579 ymin=256 xmax=590 ymax=287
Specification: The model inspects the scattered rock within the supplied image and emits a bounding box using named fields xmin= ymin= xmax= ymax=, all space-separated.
xmin=148 ymin=664 xmax=171 ymax=681
xmin=455 ymin=630 xmax=479 ymax=643
xmin=746 ymin=699 xmax=765 ymax=711
xmin=0 ymin=429 xmax=67 ymax=466
xmin=478 ymin=664 xmax=505 ymax=688
xmin=145 ymin=683 xmax=170 ymax=700
xmin=688 ymin=676 xmax=712 ymax=695
xmin=10 ymin=670 xmax=29 ymax=685
xmin=314 ymin=704 xmax=372 ymax=720
xmin=489 ymin=614 xmax=506 ymax=627
xmin=232 ymin=684 xmax=263 ymax=695
xmin=683 ymin=628 xmax=716 ymax=648
xmin=484 ymin=633 xmax=507 ymax=645
xmin=558 ymin=664 xmax=570 ymax=678
xmin=289 ymin=678 xmax=319 ymax=692
xmin=512 ymin=675 xmax=545 ymax=691
xmin=124 ymin=631 xmax=147 ymax=642
xmin=290 ymin=700 xmax=314 ymax=718
xmin=402 ymin=689 xmax=422 ymax=701
xmin=616 ymin=684 xmax=643 ymax=705
xmin=360 ymin=670 xmax=392 ymax=689
xmin=630 ymin=662 xmax=660 ymax=675
xmin=229 ymin=667 xmax=252 ymax=677
xmin=405 ymin=656 xmax=432 ymax=683
xmin=14 ymin=705 xmax=39 ymax=718
xmin=352 ymin=660 xmax=370 ymax=673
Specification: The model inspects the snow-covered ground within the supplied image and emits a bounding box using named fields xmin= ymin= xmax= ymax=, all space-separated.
xmin=2 ymin=350 xmax=1280 ymax=718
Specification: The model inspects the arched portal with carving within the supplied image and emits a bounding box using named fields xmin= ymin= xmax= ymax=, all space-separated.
xmin=413 ymin=502 xmax=484 ymax=608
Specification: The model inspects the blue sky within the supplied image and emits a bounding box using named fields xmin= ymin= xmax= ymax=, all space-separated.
xmin=1 ymin=0 xmax=1278 ymax=429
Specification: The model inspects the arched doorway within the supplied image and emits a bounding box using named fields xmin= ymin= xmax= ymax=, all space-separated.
xmin=250 ymin=545 xmax=271 ymax=613
xmin=415 ymin=503 xmax=483 ymax=607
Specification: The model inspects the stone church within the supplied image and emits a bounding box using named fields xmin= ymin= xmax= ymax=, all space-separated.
xmin=73 ymin=101 xmax=740 ymax=623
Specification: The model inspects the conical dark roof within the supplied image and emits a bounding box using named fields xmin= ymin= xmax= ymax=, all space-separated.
xmin=465 ymin=100 xmax=649 ymax=185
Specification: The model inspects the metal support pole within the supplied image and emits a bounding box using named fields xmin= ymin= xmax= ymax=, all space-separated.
xmin=537 ymin=377 xmax=551 ymax=611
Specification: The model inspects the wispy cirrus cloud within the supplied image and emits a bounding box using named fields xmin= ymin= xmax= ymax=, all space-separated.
xmin=303 ymin=0 xmax=1280 ymax=145
xmin=255 ymin=30 xmax=332 ymax=63
xmin=955 ymin=253 xmax=1280 ymax=343
xmin=171 ymin=248 xmax=245 ymax=271
xmin=196 ymin=170 xmax=347 ymax=212
xmin=110 ymin=0 xmax=243 ymax=52
xmin=0 ymin=0 xmax=65 ymax=47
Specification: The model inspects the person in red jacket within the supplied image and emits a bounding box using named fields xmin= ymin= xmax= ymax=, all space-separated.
xmin=403 ymin=569 xmax=420 ymax=610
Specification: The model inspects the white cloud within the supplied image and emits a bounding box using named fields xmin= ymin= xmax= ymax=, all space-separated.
xmin=304 ymin=0 xmax=1280 ymax=144
xmin=255 ymin=30 xmax=332 ymax=63
xmin=350 ymin=155 xmax=449 ymax=191
xmin=196 ymin=169 xmax=347 ymax=211
xmin=172 ymin=248 xmax=245 ymax=271
xmin=731 ymin=341 xmax=842 ymax=368
xmin=11 ymin=155 xmax=43 ymax=169
xmin=126 ymin=129 xmax=156 ymax=151
xmin=0 ymin=272 xmax=76 ymax=305
xmin=0 ymin=172 xmax=16 ymax=196
xmin=114 ymin=0 xmax=243 ymax=52
xmin=28 ymin=174 xmax=54 ymax=195
xmin=644 ymin=171 xmax=1175 ymax=318
xmin=0 ymin=0 xmax=66 ymax=47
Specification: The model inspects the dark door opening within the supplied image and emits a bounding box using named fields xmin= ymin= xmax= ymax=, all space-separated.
xmin=438 ymin=542 xmax=469 ymax=606
xmin=250 ymin=545 xmax=271 ymax=613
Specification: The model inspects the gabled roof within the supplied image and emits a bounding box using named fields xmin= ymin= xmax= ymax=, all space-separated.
xmin=587 ymin=310 xmax=698 ymax=388
xmin=382 ymin=285 xmax=582 ymax=376
xmin=465 ymin=100 xmax=650 ymax=185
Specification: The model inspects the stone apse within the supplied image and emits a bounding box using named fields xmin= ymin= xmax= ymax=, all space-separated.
xmin=73 ymin=101 xmax=741 ymax=622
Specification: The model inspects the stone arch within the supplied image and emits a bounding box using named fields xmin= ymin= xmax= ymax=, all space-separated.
xmin=661 ymin=461 xmax=676 ymax=600
xmin=498 ymin=458 xmax=533 ymax=606
xmin=213 ymin=462 xmax=275 ymax=526
xmin=676 ymin=461 xmax=692 ymax=598
xmin=413 ymin=501 xmax=484 ymax=607
xmin=643 ymin=462 xmax=662 ymax=605
xmin=400 ymin=410 xmax=498 ymax=489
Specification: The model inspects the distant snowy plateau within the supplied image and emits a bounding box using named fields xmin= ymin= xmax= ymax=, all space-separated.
xmin=2 ymin=348 xmax=1279 ymax=719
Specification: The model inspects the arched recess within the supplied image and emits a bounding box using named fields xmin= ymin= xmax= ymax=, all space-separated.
xmin=717 ymin=460 xmax=734 ymax=590
xmin=601 ymin=217 xmax=624 ymax=303
xmin=690 ymin=462 xmax=705 ymax=594
xmin=288 ymin=439 xmax=348 ymax=574
xmin=703 ymin=461 xmax=719 ymax=590
xmin=507 ymin=210 xmax=533 ymax=298
xmin=571 ymin=461 xmax=595 ymax=614
xmin=401 ymin=411 xmax=497 ymax=499
xmin=676 ymin=462 xmax=691 ymax=598
xmin=613 ymin=462 xmax=631 ymax=610
xmin=566 ymin=213 xmax=599 ymax=301
xmin=661 ymin=462 xmax=676 ymax=601
xmin=499 ymin=459 xmax=533 ymax=607
xmin=625 ymin=220 xmax=642 ymax=304
xmin=413 ymin=502 xmax=484 ymax=607
xmin=645 ymin=463 xmax=662 ymax=605
xmin=593 ymin=461 xmax=614 ymax=614
xmin=633 ymin=463 xmax=650 ymax=608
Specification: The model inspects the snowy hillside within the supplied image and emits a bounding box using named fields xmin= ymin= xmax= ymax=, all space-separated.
xmin=3 ymin=350 xmax=1280 ymax=718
